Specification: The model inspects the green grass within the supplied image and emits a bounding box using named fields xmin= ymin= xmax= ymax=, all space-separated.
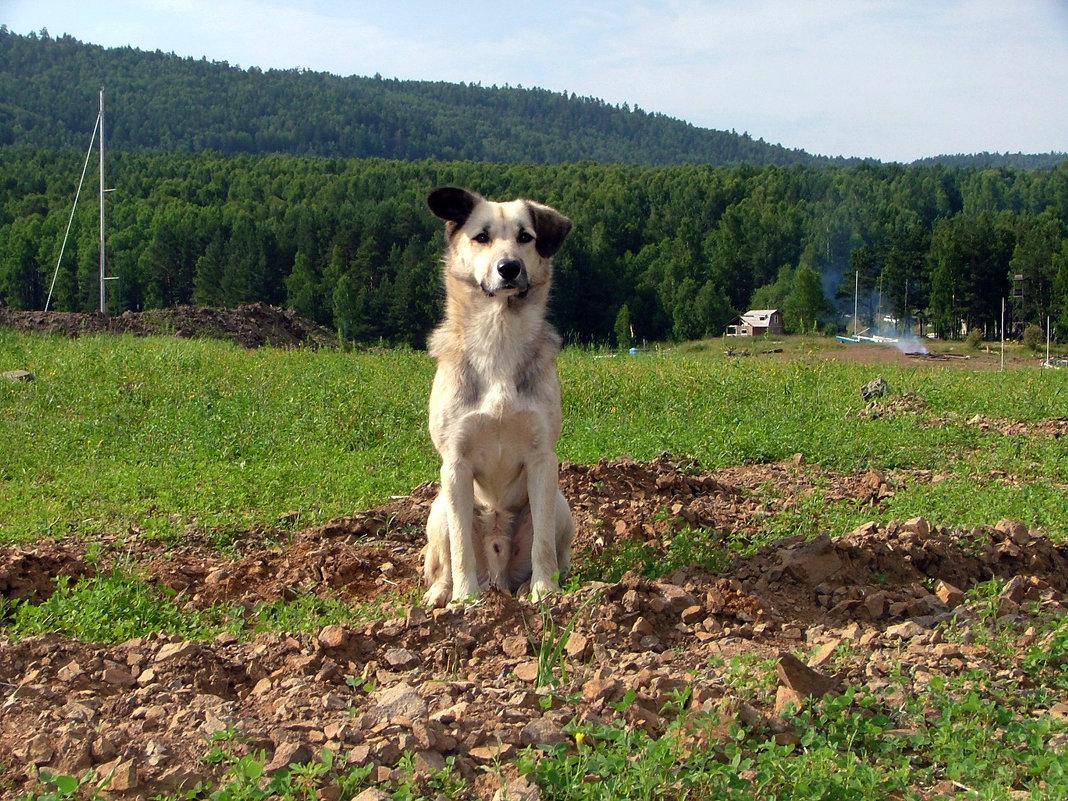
xmin=0 ymin=567 xmax=417 ymax=643
xmin=0 ymin=333 xmax=435 ymax=544
xmin=4 ymin=332 xmax=1068 ymax=546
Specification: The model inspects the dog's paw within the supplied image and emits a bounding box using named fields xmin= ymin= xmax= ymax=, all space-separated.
xmin=450 ymin=577 xmax=481 ymax=605
xmin=528 ymin=578 xmax=560 ymax=603
xmin=422 ymin=582 xmax=452 ymax=609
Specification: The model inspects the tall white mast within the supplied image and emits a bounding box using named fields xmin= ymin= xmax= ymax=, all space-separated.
xmin=854 ymin=270 xmax=859 ymax=337
xmin=98 ymin=88 xmax=106 ymax=314
xmin=45 ymin=91 xmax=115 ymax=313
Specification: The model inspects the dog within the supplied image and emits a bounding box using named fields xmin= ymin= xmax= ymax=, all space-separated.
xmin=421 ymin=186 xmax=575 ymax=607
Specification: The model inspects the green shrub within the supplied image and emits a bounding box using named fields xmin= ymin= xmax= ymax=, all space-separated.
xmin=1023 ymin=323 xmax=1045 ymax=352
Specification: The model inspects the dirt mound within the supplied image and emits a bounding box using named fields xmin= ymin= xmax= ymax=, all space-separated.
xmin=2 ymin=456 xmax=1066 ymax=798
xmin=0 ymin=303 xmax=336 ymax=349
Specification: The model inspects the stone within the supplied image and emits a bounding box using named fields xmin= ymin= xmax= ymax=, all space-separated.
xmin=625 ymin=702 xmax=661 ymax=734
xmin=774 ymin=685 xmax=806 ymax=716
xmin=102 ymin=665 xmax=136 ymax=687
xmin=564 ymin=631 xmax=590 ymax=660
xmin=54 ymin=731 xmax=94 ymax=772
xmin=1000 ymin=575 xmax=1036 ymax=605
xmin=631 ymin=617 xmax=654 ymax=637
xmin=850 ymin=521 xmax=880 ymax=538
xmin=582 ymin=675 xmax=623 ymax=704
xmin=57 ymin=660 xmax=85 ymax=683
xmin=502 ymin=634 xmax=531 ymax=658
xmin=779 ymin=535 xmax=843 ymax=584
xmin=411 ymin=750 xmax=446 ymax=776
xmin=137 ymin=667 xmax=157 ymax=686
xmin=155 ymin=641 xmax=198 ymax=663
xmin=860 ymin=378 xmax=889 ymax=400
xmin=651 ymin=582 xmax=698 ymax=613
xmin=348 ymin=744 xmax=374 ymax=766
xmin=864 ymin=591 xmax=888 ymax=620
xmin=934 ymin=580 xmax=965 ymax=608
xmin=901 ymin=517 xmax=931 ymax=537
xmin=430 ymin=700 xmax=468 ymax=724
xmin=469 ymin=742 xmax=517 ymax=762
xmin=91 ymin=734 xmax=119 ymax=763
xmin=493 ymin=774 xmax=541 ymax=801
xmin=158 ymin=765 xmax=213 ymax=791
xmin=680 ymin=605 xmax=705 ymax=625
xmin=144 ymin=739 xmax=170 ymax=767
xmin=2 ymin=370 xmax=34 ymax=382
xmin=995 ymin=519 xmax=1031 ymax=545
xmin=371 ymin=682 xmax=427 ymax=723
xmin=808 ymin=640 xmax=840 ymax=668
xmin=513 ymin=661 xmax=541 ymax=683
xmin=520 ymin=717 xmax=567 ymax=747
xmin=265 ymin=741 xmax=313 ymax=773
xmin=385 ymin=648 xmax=420 ymax=670
xmin=775 ymin=653 xmax=838 ymax=699
xmin=318 ymin=625 xmax=348 ymax=649
xmin=99 ymin=759 xmax=140 ymax=791
xmin=885 ymin=621 xmax=925 ymax=640
xmin=24 ymin=734 xmax=55 ymax=765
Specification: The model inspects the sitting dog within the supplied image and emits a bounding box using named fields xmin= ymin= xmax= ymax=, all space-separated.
xmin=421 ymin=186 xmax=575 ymax=607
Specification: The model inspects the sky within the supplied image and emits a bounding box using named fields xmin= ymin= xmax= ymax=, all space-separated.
xmin=4 ymin=0 xmax=1068 ymax=163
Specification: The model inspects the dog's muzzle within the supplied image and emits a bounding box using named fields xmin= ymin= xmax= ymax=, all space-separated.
xmin=482 ymin=258 xmax=529 ymax=297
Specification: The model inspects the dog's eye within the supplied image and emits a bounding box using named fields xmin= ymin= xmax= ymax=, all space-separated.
xmin=473 ymin=231 xmax=491 ymax=244
xmin=517 ymin=230 xmax=534 ymax=244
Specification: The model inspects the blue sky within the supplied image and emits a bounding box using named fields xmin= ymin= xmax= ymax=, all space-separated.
xmin=4 ymin=0 xmax=1067 ymax=162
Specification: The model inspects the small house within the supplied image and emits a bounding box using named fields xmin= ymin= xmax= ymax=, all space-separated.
xmin=726 ymin=309 xmax=785 ymax=337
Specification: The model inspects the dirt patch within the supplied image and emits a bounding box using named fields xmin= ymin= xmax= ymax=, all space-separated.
xmin=2 ymin=457 xmax=1066 ymax=799
xmin=0 ymin=303 xmax=337 ymax=349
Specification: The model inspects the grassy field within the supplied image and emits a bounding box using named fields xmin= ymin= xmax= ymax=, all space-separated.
xmin=2 ymin=331 xmax=1067 ymax=547
xmin=3 ymin=331 xmax=1068 ymax=801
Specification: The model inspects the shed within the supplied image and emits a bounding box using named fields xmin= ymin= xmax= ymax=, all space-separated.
xmin=726 ymin=309 xmax=785 ymax=337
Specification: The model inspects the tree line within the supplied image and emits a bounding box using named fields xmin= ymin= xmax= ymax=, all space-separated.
xmin=0 ymin=28 xmax=840 ymax=168
xmin=2 ymin=150 xmax=1067 ymax=345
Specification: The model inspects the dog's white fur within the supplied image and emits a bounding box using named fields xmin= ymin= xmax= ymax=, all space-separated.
xmin=422 ymin=186 xmax=575 ymax=607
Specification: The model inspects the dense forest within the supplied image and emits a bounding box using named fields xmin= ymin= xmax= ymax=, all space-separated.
xmin=0 ymin=28 xmax=842 ymax=168
xmin=2 ymin=149 xmax=1068 ymax=345
xmin=1 ymin=29 xmax=1067 ymax=346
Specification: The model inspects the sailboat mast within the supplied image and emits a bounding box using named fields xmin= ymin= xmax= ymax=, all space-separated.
xmin=98 ymin=88 xmax=106 ymax=314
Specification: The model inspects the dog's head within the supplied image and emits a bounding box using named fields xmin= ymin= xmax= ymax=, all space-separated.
xmin=427 ymin=187 xmax=572 ymax=300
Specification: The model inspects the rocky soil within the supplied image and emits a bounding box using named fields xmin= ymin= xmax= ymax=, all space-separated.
xmin=0 ymin=303 xmax=337 ymax=349
xmin=2 ymin=454 xmax=1067 ymax=799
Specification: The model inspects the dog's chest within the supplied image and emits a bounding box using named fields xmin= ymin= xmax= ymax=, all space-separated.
xmin=431 ymin=362 xmax=557 ymax=488
xmin=458 ymin=380 xmax=543 ymax=464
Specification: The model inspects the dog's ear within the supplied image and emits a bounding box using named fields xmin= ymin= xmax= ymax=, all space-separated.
xmin=427 ymin=187 xmax=481 ymax=227
xmin=527 ymin=202 xmax=573 ymax=258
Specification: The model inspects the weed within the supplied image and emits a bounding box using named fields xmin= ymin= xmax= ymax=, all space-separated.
xmin=5 ymin=571 xmax=214 ymax=643
xmin=17 ymin=771 xmax=98 ymax=801
xmin=526 ymin=592 xmax=598 ymax=689
xmin=571 ymin=525 xmax=728 ymax=584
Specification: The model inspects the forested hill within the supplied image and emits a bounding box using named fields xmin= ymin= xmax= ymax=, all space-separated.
xmin=2 ymin=28 xmax=844 ymax=167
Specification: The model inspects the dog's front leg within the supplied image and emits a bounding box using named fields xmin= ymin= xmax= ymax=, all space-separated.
xmin=526 ymin=454 xmax=562 ymax=602
xmin=441 ymin=460 xmax=481 ymax=602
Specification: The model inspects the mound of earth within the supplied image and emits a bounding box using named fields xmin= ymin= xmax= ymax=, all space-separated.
xmin=0 ymin=303 xmax=336 ymax=349
xmin=1 ymin=456 xmax=1066 ymax=799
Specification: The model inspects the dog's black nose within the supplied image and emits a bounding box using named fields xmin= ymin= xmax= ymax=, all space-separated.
xmin=496 ymin=259 xmax=522 ymax=281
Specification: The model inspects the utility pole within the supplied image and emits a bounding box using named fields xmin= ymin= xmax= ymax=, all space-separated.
xmin=98 ymin=89 xmax=107 ymax=314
